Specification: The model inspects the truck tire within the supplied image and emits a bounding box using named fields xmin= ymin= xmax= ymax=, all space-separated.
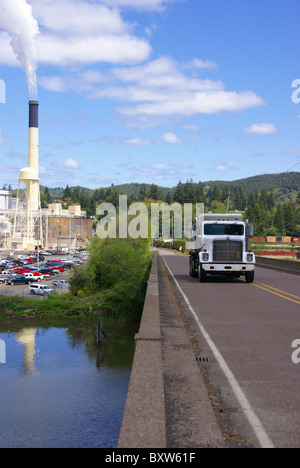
xmin=189 ymin=256 xmax=198 ymax=278
xmin=245 ymin=270 xmax=254 ymax=283
xmin=199 ymin=264 xmax=206 ymax=282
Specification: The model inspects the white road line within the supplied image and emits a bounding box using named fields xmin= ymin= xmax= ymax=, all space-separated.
xmin=161 ymin=255 xmax=274 ymax=449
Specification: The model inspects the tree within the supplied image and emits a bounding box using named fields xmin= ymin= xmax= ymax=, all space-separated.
xmin=260 ymin=188 xmax=269 ymax=209
xmin=173 ymin=181 xmax=185 ymax=204
xmin=165 ymin=192 xmax=172 ymax=205
xmin=196 ymin=183 xmax=206 ymax=204
xmin=234 ymin=187 xmax=247 ymax=211
xmin=148 ymin=184 xmax=160 ymax=200
xmin=63 ymin=185 xmax=72 ymax=201
xmin=211 ymin=185 xmax=222 ymax=203
xmin=44 ymin=187 xmax=52 ymax=204
xmin=74 ymin=236 xmax=152 ymax=318
xmin=267 ymin=188 xmax=276 ymax=210
xmin=184 ymin=179 xmax=197 ymax=203
xmin=274 ymin=204 xmax=285 ymax=235
xmin=138 ymin=184 xmax=148 ymax=201
xmin=284 ymin=200 xmax=297 ymax=236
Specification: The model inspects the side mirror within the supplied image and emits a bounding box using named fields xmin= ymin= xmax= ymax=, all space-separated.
xmin=248 ymin=225 xmax=254 ymax=237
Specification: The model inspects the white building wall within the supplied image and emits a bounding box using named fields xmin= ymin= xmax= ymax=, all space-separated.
xmin=0 ymin=190 xmax=12 ymax=210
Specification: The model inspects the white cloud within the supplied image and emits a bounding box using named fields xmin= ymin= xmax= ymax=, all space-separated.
xmin=0 ymin=130 xmax=4 ymax=145
xmin=121 ymin=137 xmax=151 ymax=146
xmin=244 ymin=123 xmax=278 ymax=134
xmin=30 ymin=0 xmax=126 ymax=35
xmin=121 ymin=90 xmax=264 ymax=117
xmin=64 ymin=158 xmax=79 ymax=169
xmin=38 ymin=34 xmax=150 ymax=67
xmin=112 ymin=56 xmax=223 ymax=91
xmin=149 ymin=162 xmax=193 ymax=169
xmin=0 ymin=0 xmax=264 ymax=125
xmin=38 ymin=76 xmax=67 ymax=93
xmin=0 ymin=0 xmax=152 ymax=67
xmin=187 ymin=58 xmax=218 ymax=70
xmin=101 ymin=0 xmax=184 ymax=11
xmin=285 ymin=149 xmax=300 ymax=155
xmin=162 ymin=132 xmax=182 ymax=143
xmin=184 ymin=124 xmax=201 ymax=131
xmin=212 ymin=161 xmax=236 ymax=171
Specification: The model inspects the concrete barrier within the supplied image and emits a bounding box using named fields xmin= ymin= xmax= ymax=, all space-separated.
xmin=118 ymin=254 xmax=166 ymax=448
xmin=256 ymin=256 xmax=300 ymax=276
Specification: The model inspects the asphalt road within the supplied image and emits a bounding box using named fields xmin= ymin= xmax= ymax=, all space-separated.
xmin=160 ymin=252 xmax=300 ymax=448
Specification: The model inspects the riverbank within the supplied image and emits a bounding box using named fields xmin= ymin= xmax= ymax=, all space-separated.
xmin=0 ymin=293 xmax=104 ymax=321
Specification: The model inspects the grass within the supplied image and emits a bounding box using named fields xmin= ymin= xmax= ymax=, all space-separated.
xmin=0 ymin=292 xmax=104 ymax=321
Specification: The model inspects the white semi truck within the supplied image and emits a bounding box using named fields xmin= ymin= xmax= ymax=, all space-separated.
xmin=189 ymin=213 xmax=255 ymax=283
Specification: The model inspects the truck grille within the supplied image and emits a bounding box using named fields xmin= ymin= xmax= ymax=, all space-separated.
xmin=213 ymin=240 xmax=243 ymax=263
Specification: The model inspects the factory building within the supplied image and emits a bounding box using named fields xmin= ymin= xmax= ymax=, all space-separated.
xmin=1 ymin=101 xmax=93 ymax=253
xmin=0 ymin=189 xmax=13 ymax=211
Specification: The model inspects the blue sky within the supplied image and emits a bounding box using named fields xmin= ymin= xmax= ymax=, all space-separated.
xmin=0 ymin=0 xmax=299 ymax=190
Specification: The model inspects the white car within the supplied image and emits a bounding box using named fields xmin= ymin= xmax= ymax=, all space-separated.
xmin=29 ymin=284 xmax=54 ymax=296
xmin=1 ymin=271 xmax=16 ymax=276
xmin=52 ymin=279 xmax=69 ymax=288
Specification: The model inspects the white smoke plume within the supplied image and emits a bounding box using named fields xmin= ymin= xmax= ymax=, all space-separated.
xmin=0 ymin=0 xmax=39 ymax=98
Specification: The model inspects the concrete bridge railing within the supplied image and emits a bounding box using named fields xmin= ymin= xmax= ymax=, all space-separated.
xmin=118 ymin=254 xmax=166 ymax=448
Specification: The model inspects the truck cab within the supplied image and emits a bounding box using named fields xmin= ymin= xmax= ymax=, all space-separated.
xmin=189 ymin=213 xmax=255 ymax=283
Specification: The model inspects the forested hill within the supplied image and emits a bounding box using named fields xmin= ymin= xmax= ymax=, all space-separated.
xmin=201 ymin=172 xmax=300 ymax=199
xmin=42 ymin=171 xmax=299 ymax=201
xmin=35 ymin=171 xmax=300 ymax=236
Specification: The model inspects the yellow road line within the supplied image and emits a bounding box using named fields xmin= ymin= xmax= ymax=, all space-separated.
xmin=254 ymin=281 xmax=300 ymax=301
xmin=252 ymin=282 xmax=300 ymax=305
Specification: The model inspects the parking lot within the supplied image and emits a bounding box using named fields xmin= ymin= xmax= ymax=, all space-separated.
xmin=0 ymin=253 xmax=81 ymax=300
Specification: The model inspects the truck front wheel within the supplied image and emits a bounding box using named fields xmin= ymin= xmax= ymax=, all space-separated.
xmin=199 ymin=264 xmax=206 ymax=282
xmin=189 ymin=256 xmax=198 ymax=278
xmin=245 ymin=270 xmax=255 ymax=283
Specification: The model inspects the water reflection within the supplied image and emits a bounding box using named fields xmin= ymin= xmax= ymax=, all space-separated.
xmin=15 ymin=328 xmax=37 ymax=375
xmin=0 ymin=320 xmax=137 ymax=448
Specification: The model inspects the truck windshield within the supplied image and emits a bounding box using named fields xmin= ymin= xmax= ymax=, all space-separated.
xmin=204 ymin=224 xmax=244 ymax=236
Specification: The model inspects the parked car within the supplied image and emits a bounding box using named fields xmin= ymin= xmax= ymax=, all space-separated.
xmin=7 ymin=275 xmax=35 ymax=285
xmin=52 ymin=279 xmax=69 ymax=288
xmin=29 ymin=284 xmax=54 ymax=296
xmin=23 ymin=272 xmax=45 ymax=281
xmin=11 ymin=269 xmax=31 ymax=275
xmin=46 ymin=263 xmax=65 ymax=273
xmin=1 ymin=270 xmax=17 ymax=276
xmin=39 ymin=267 xmax=55 ymax=276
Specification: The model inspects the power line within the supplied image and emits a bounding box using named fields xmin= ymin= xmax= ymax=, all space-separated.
xmin=286 ymin=161 xmax=300 ymax=172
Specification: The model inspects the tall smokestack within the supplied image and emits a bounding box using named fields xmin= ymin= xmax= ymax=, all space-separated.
xmin=28 ymin=100 xmax=39 ymax=172
xmin=13 ymin=100 xmax=41 ymax=249
xmin=19 ymin=100 xmax=40 ymax=218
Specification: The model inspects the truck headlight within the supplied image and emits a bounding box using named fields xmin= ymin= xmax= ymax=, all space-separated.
xmin=202 ymin=253 xmax=209 ymax=262
xmin=247 ymin=253 xmax=254 ymax=263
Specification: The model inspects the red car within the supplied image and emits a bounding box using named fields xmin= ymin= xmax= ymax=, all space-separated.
xmin=11 ymin=269 xmax=31 ymax=275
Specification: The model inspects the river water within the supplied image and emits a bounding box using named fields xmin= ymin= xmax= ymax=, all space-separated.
xmin=0 ymin=320 xmax=137 ymax=448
